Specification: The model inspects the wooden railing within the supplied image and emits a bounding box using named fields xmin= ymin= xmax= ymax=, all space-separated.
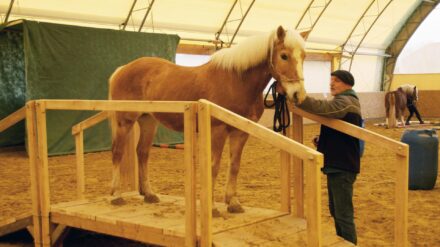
xmin=0 ymin=99 xmax=409 ymax=246
xmin=290 ymin=106 xmax=409 ymax=247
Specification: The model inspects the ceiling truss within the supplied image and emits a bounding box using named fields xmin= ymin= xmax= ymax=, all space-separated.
xmin=339 ymin=0 xmax=393 ymax=71
xmin=1 ymin=0 xmax=15 ymax=24
xmin=214 ymin=0 xmax=255 ymax=49
xmin=120 ymin=0 xmax=156 ymax=32
xmin=295 ymin=0 xmax=332 ymax=32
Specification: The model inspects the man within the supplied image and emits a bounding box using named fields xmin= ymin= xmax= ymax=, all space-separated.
xmin=297 ymin=70 xmax=362 ymax=245
xmin=398 ymin=84 xmax=424 ymax=125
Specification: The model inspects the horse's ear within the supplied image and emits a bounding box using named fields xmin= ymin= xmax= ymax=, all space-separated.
xmin=300 ymin=30 xmax=311 ymax=40
xmin=277 ymin=26 xmax=286 ymax=42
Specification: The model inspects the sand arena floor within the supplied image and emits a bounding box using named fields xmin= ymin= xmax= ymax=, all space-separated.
xmin=0 ymin=119 xmax=439 ymax=246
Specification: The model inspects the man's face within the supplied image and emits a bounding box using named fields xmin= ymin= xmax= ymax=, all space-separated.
xmin=330 ymin=76 xmax=351 ymax=96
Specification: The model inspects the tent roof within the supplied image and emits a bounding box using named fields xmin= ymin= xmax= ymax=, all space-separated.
xmin=0 ymin=0 xmax=426 ymax=52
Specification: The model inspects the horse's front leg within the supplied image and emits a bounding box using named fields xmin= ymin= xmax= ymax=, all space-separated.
xmin=225 ymin=129 xmax=249 ymax=213
xmin=211 ymin=125 xmax=228 ymax=217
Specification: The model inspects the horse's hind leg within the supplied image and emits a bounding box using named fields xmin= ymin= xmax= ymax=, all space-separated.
xmin=211 ymin=125 xmax=228 ymax=217
xmin=226 ymin=129 xmax=249 ymax=213
xmin=137 ymin=114 xmax=159 ymax=203
xmin=111 ymin=111 xmax=140 ymax=204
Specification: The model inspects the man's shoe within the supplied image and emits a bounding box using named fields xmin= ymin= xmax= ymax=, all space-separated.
xmin=405 ymin=122 xmax=410 ymax=126
xmin=420 ymin=121 xmax=424 ymax=124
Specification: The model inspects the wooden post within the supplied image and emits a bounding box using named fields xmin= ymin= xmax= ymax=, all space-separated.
xmin=184 ymin=104 xmax=197 ymax=247
xmin=305 ymin=156 xmax=322 ymax=247
xmin=198 ymin=102 xmax=212 ymax=247
xmin=26 ymin=101 xmax=42 ymax=247
xmin=35 ymin=101 xmax=51 ymax=247
xmin=280 ymin=125 xmax=292 ymax=213
xmin=292 ymin=112 xmax=304 ymax=217
xmin=74 ymin=131 xmax=85 ymax=199
xmin=395 ymin=147 xmax=409 ymax=247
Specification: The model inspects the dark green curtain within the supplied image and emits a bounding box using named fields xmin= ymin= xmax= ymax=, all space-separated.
xmin=0 ymin=31 xmax=26 ymax=147
xmin=18 ymin=20 xmax=181 ymax=155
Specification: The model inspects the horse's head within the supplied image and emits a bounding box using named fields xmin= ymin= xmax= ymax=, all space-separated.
xmin=270 ymin=26 xmax=309 ymax=104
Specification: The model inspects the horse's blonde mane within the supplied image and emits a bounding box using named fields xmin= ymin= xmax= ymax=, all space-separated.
xmin=210 ymin=28 xmax=305 ymax=72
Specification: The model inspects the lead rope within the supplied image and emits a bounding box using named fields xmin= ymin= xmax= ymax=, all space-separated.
xmin=264 ymin=81 xmax=290 ymax=135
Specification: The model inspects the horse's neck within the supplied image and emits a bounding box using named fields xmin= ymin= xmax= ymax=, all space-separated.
xmin=241 ymin=61 xmax=273 ymax=96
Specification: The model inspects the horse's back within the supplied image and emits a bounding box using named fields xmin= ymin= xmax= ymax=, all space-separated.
xmin=109 ymin=57 xmax=187 ymax=101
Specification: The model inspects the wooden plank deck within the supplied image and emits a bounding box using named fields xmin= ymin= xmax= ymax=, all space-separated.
xmin=50 ymin=194 xmax=353 ymax=246
xmin=0 ymin=213 xmax=33 ymax=237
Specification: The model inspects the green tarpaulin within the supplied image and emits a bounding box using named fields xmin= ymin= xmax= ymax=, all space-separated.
xmin=0 ymin=20 xmax=183 ymax=155
xmin=0 ymin=30 xmax=26 ymax=147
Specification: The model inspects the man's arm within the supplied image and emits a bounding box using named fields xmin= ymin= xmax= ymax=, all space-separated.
xmin=297 ymin=95 xmax=360 ymax=119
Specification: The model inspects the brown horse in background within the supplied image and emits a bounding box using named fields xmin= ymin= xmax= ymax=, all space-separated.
xmin=385 ymin=88 xmax=407 ymax=128
xmin=108 ymin=26 xmax=309 ymax=214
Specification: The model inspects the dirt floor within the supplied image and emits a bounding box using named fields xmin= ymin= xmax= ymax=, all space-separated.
xmin=0 ymin=119 xmax=439 ymax=246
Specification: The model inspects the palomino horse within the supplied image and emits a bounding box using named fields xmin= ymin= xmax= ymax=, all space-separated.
xmin=385 ymin=87 xmax=407 ymax=128
xmin=108 ymin=26 xmax=309 ymax=214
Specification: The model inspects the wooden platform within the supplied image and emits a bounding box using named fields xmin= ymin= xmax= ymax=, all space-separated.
xmin=0 ymin=213 xmax=32 ymax=238
xmin=50 ymin=193 xmax=352 ymax=246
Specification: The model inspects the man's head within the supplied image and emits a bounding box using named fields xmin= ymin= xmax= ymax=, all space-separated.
xmin=330 ymin=70 xmax=355 ymax=96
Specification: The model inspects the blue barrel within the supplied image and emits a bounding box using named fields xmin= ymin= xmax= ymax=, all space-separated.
xmin=401 ymin=129 xmax=438 ymax=190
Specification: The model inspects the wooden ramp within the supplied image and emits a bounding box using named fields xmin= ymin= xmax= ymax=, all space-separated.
xmin=50 ymin=194 xmax=352 ymax=246
xmin=0 ymin=213 xmax=32 ymax=238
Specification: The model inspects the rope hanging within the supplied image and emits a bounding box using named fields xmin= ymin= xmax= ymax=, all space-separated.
xmin=264 ymin=81 xmax=290 ymax=135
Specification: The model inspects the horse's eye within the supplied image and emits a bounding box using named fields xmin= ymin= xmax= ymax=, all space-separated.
xmin=281 ymin=54 xmax=288 ymax=60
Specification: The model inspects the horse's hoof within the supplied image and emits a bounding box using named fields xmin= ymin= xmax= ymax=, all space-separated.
xmin=110 ymin=197 xmax=126 ymax=205
xmin=212 ymin=208 xmax=222 ymax=218
xmin=227 ymin=197 xmax=245 ymax=213
xmin=144 ymin=194 xmax=160 ymax=203
xmin=227 ymin=204 xmax=245 ymax=214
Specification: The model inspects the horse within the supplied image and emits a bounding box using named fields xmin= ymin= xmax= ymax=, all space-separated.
xmin=108 ymin=26 xmax=309 ymax=214
xmin=385 ymin=87 xmax=407 ymax=128
xmin=398 ymin=84 xmax=424 ymax=124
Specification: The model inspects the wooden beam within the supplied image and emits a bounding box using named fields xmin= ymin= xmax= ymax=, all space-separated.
xmin=198 ymin=102 xmax=212 ymax=247
xmin=305 ymin=157 xmax=323 ymax=247
xmin=25 ymin=101 xmax=43 ymax=246
xmin=177 ymin=43 xmax=216 ymax=55
xmin=291 ymin=113 xmax=304 ymax=218
xmin=72 ymin=111 xmax=109 ymax=135
xmin=202 ymin=100 xmax=320 ymax=161
xmin=291 ymin=107 xmax=407 ymax=156
xmin=51 ymin=224 xmax=69 ymax=246
xmin=305 ymin=52 xmax=333 ymax=61
xmin=184 ymin=103 xmax=197 ymax=247
xmin=395 ymin=149 xmax=409 ymax=247
xmin=35 ymin=101 xmax=52 ymax=246
xmin=41 ymin=100 xmax=190 ymax=113
xmin=0 ymin=214 xmax=32 ymax=237
xmin=0 ymin=106 xmax=26 ymax=132
xmin=74 ymin=132 xmax=85 ymax=199
xmin=177 ymin=42 xmax=335 ymax=62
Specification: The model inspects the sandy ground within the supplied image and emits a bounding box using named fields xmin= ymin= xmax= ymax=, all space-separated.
xmin=0 ymin=119 xmax=439 ymax=246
